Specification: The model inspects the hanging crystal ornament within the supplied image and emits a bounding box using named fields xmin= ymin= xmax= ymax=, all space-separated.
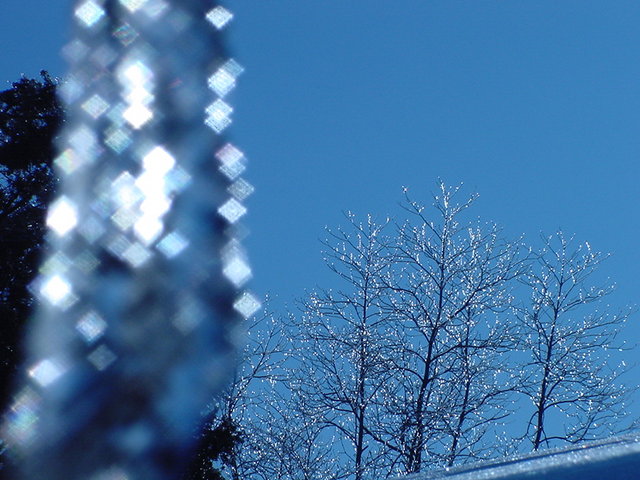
xmin=3 ymin=1 xmax=258 ymax=479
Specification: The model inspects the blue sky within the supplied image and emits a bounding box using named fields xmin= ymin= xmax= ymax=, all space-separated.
xmin=2 ymin=0 xmax=640 ymax=408
xmin=228 ymin=1 xmax=640 ymax=311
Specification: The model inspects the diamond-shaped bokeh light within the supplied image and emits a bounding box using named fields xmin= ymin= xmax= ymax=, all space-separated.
xmin=123 ymin=103 xmax=153 ymax=129
xmin=119 ymin=0 xmax=148 ymax=13
xmin=75 ymin=1 xmax=105 ymax=28
xmin=39 ymin=275 xmax=75 ymax=308
xmin=218 ymin=198 xmax=246 ymax=224
xmin=205 ymin=99 xmax=233 ymax=133
xmin=76 ymin=311 xmax=107 ymax=343
xmin=28 ymin=359 xmax=66 ymax=388
xmin=233 ymin=292 xmax=261 ymax=319
xmin=206 ymin=6 xmax=233 ymax=29
xmin=47 ymin=196 xmax=78 ymax=236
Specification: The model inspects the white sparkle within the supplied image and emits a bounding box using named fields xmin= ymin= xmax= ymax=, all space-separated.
xmin=218 ymin=198 xmax=247 ymax=224
xmin=208 ymin=68 xmax=236 ymax=97
xmin=205 ymin=99 xmax=233 ymax=133
xmin=143 ymin=146 xmax=175 ymax=174
xmin=135 ymin=170 xmax=164 ymax=197
xmin=123 ymin=103 xmax=153 ymax=129
xmin=134 ymin=215 xmax=164 ymax=245
xmin=206 ymin=6 xmax=233 ymax=29
xmin=28 ymin=359 xmax=65 ymax=388
xmin=125 ymin=86 xmax=153 ymax=105
xmin=119 ymin=0 xmax=148 ymax=13
xmin=233 ymin=292 xmax=261 ymax=319
xmin=112 ymin=171 xmax=140 ymax=207
xmin=215 ymin=143 xmax=244 ymax=165
xmin=223 ymin=256 xmax=252 ymax=287
xmin=40 ymin=275 xmax=74 ymax=307
xmin=47 ymin=196 xmax=78 ymax=236
xmin=216 ymin=143 xmax=246 ymax=179
xmin=140 ymin=196 xmax=171 ymax=217
xmin=75 ymin=1 xmax=105 ymax=28
xmin=123 ymin=61 xmax=153 ymax=84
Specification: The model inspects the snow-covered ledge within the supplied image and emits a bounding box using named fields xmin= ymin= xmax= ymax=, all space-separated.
xmin=403 ymin=434 xmax=640 ymax=480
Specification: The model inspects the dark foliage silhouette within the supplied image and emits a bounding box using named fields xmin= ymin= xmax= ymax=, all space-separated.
xmin=0 ymin=72 xmax=62 ymax=411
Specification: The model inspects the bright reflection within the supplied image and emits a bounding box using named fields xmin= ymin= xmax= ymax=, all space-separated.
xmin=216 ymin=143 xmax=246 ymax=180
xmin=39 ymin=275 xmax=74 ymax=307
xmin=28 ymin=359 xmax=66 ymax=388
xmin=123 ymin=103 xmax=153 ymax=129
xmin=134 ymin=215 xmax=164 ymax=245
xmin=208 ymin=68 xmax=236 ymax=97
xmin=119 ymin=0 xmax=148 ymax=13
xmin=205 ymin=99 xmax=233 ymax=133
xmin=47 ymin=196 xmax=78 ymax=236
xmin=125 ymin=86 xmax=153 ymax=105
xmin=233 ymin=292 xmax=261 ymax=319
xmin=112 ymin=171 xmax=140 ymax=207
xmin=75 ymin=1 xmax=105 ymax=28
xmin=218 ymin=198 xmax=246 ymax=224
xmin=143 ymin=146 xmax=175 ymax=174
xmin=123 ymin=61 xmax=153 ymax=84
xmin=206 ymin=6 xmax=233 ymax=29
xmin=140 ymin=196 xmax=171 ymax=217
xmin=119 ymin=61 xmax=154 ymax=129
xmin=208 ymin=59 xmax=243 ymax=98
xmin=223 ymin=256 xmax=252 ymax=287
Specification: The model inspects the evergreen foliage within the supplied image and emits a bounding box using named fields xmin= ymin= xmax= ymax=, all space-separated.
xmin=0 ymin=72 xmax=61 ymax=410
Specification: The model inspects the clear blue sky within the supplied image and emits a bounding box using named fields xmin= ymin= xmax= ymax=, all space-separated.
xmin=2 ymin=0 xmax=640 ymax=405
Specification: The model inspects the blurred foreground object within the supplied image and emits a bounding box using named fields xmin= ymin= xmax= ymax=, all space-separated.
xmin=3 ymin=1 xmax=257 ymax=479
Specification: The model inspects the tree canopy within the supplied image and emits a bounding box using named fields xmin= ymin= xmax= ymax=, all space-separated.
xmin=0 ymin=72 xmax=62 ymax=410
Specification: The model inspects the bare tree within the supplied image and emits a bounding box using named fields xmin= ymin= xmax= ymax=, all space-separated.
xmin=438 ymin=306 xmax=519 ymax=467
xmin=518 ymin=231 xmax=631 ymax=451
xmin=200 ymin=303 xmax=290 ymax=480
xmin=212 ymin=187 xmax=635 ymax=480
xmin=252 ymin=386 xmax=338 ymax=480
xmin=294 ymin=214 xmax=395 ymax=480
xmin=376 ymin=183 xmax=526 ymax=475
